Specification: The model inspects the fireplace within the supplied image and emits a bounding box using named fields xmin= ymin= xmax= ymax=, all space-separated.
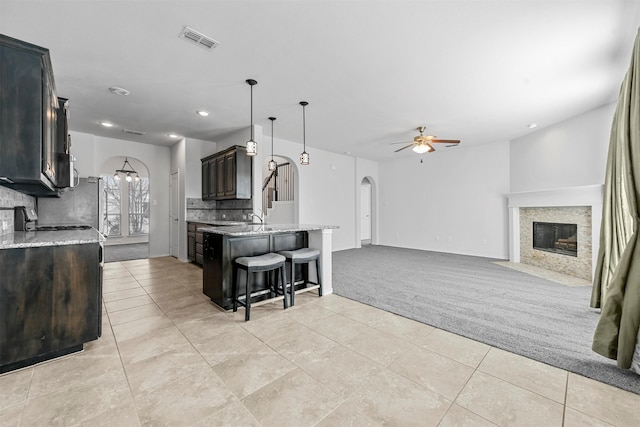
xmin=533 ymin=222 xmax=577 ymax=257
xmin=506 ymin=185 xmax=604 ymax=282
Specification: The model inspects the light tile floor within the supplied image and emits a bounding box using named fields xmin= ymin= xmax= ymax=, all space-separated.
xmin=1 ymin=256 xmax=639 ymax=426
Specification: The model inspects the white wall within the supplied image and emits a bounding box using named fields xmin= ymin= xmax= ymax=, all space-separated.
xmin=510 ymin=103 xmax=615 ymax=192
xmin=70 ymin=131 xmax=171 ymax=258
xmin=170 ymin=138 xmax=187 ymax=261
xmin=379 ymin=140 xmax=511 ymax=259
xmin=184 ymin=138 xmax=218 ymax=198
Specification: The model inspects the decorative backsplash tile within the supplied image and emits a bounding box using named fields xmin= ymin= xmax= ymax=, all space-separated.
xmin=0 ymin=186 xmax=36 ymax=236
xmin=186 ymin=198 xmax=253 ymax=222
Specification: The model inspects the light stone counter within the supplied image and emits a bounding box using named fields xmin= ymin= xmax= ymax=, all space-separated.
xmin=199 ymin=223 xmax=337 ymax=236
xmin=0 ymin=229 xmax=105 ymax=249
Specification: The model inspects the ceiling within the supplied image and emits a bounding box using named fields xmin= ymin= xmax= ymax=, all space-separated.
xmin=1 ymin=1 xmax=638 ymax=161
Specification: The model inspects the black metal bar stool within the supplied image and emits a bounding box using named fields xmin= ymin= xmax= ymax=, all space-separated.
xmin=232 ymin=253 xmax=287 ymax=321
xmin=278 ymin=248 xmax=321 ymax=306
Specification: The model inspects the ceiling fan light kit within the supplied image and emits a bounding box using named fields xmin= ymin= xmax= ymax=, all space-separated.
xmin=245 ymin=79 xmax=258 ymax=156
xmin=393 ymin=126 xmax=460 ymax=154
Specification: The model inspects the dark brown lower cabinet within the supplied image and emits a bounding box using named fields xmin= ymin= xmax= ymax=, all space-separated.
xmin=0 ymin=243 xmax=102 ymax=373
xmin=202 ymin=231 xmax=307 ymax=310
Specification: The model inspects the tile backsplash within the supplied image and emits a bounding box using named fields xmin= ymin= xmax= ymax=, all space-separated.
xmin=0 ymin=186 xmax=36 ymax=235
xmin=186 ymin=198 xmax=253 ymax=222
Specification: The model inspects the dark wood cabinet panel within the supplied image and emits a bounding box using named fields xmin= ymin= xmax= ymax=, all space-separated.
xmin=224 ymin=152 xmax=236 ymax=196
xmin=0 ymin=34 xmax=61 ymax=196
xmin=0 ymin=247 xmax=53 ymax=366
xmin=0 ymin=243 xmax=102 ymax=373
xmin=216 ymin=156 xmax=225 ymax=197
xmin=187 ymin=222 xmax=206 ymax=266
xmin=201 ymin=159 xmax=209 ymax=199
xmin=201 ymin=146 xmax=252 ymax=201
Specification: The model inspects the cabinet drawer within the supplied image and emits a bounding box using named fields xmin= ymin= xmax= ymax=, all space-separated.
xmin=188 ymin=223 xmax=196 ymax=232
xmin=195 ymin=253 xmax=204 ymax=265
xmin=196 ymin=243 xmax=203 ymax=255
xmin=196 ymin=233 xmax=203 ymax=244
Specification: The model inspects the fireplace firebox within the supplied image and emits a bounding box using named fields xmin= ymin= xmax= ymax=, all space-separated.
xmin=533 ymin=222 xmax=577 ymax=257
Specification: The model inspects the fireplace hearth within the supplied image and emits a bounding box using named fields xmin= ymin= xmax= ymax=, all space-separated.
xmin=533 ymin=222 xmax=577 ymax=257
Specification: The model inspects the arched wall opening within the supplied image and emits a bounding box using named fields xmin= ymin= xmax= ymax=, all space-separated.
xmin=359 ymin=175 xmax=378 ymax=246
xmin=261 ymin=154 xmax=299 ymax=224
xmin=99 ymin=156 xmax=150 ymax=260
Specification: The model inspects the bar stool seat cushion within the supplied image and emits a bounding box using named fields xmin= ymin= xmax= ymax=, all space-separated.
xmin=235 ymin=253 xmax=285 ymax=268
xmin=279 ymin=248 xmax=320 ymax=261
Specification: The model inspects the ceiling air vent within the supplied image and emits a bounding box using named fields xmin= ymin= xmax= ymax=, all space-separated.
xmin=122 ymin=128 xmax=146 ymax=136
xmin=179 ymin=26 xmax=220 ymax=51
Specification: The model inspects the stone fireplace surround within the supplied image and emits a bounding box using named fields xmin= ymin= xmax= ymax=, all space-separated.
xmin=506 ymin=185 xmax=603 ymax=281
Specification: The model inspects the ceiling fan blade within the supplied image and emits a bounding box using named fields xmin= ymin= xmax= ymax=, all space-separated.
xmin=389 ymin=141 xmax=412 ymax=145
xmin=431 ymin=139 xmax=460 ymax=144
xmin=394 ymin=143 xmax=415 ymax=153
xmin=427 ymin=142 xmax=435 ymax=152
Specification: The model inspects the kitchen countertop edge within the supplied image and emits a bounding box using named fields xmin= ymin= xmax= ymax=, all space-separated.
xmin=199 ymin=223 xmax=339 ymax=236
xmin=0 ymin=229 xmax=106 ymax=249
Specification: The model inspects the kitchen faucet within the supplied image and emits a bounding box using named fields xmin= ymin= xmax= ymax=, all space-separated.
xmin=250 ymin=209 xmax=264 ymax=224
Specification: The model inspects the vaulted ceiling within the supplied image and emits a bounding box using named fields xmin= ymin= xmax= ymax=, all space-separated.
xmin=1 ymin=1 xmax=638 ymax=160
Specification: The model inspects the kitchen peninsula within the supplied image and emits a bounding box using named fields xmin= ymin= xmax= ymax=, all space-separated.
xmin=199 ymin=224 xmax=337 ymax=310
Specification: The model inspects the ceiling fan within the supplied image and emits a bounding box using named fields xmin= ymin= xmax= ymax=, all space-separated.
xmin=393 ymin=126 xmax=461 ymax=154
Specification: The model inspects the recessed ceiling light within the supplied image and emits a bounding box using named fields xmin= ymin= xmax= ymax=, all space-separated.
xmin=196 ymin=110 xmax=210 ymax=117
xmin=168 ymin=133 xmax=179 ymax=139
xmin=109 ymin=86 xmax=130 ymax=96
xmin=99 ymin=121 xmax=115 ymax=128
xmin=527 ymin=123 xmax=538 ymax=129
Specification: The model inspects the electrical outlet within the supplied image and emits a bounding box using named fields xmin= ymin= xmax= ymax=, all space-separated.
xmin=1 ymin=220 xmax=7 ymax=231
xmin=222 ymin=214 xmax=226 ymax=219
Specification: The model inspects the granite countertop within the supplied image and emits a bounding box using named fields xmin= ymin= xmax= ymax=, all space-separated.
xmin=0 ymin=228 xmax=106 ymax=249
xmin=199 ymin=223 xmax=338 ymax=236
xmin=188 ymin=220 xmax=247 ymax=226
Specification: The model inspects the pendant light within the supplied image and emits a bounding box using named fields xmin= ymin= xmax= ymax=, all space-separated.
xmin=299 ymin=101 xmax=309 ymax=165
xmin=113 ymin=157 xmax=140 ymax=182
xmin=268 ymin=117 xmax=277 ymax=171
xmin=245 ymin=79 xmax=258 ymax=156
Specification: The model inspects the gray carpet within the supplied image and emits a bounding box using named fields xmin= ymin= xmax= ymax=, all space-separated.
xmin=332 ymin=245 xmax=640 ymax=395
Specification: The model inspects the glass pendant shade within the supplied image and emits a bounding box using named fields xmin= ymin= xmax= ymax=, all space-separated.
xmin=412 ymin=143 xmax=433 ymax=154
xmin=113 ymin=172 xmax=120 ymax=181
xmin=246 ymin=139 xmax=257 ymax=156
xmin=300 ymin=151 xmax=310 ymax=165
xmin=268 ymin=159 xmax=277 ymax=171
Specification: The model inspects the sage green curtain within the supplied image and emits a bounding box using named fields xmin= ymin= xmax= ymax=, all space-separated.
xmin=591 ymin=28 xmax=640 ymax=369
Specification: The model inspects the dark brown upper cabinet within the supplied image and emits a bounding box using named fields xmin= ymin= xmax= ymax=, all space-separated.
xmin=0 ymin=34 xmax=68 ymax=197
xmin=201 ymin=145 xmax=252 ymax=201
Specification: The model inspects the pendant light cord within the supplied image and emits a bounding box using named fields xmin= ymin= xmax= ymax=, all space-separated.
xmin=250 ymin=84 xmax=254 ymax=140
xmin=302 ymin=104 xmax=306 ymax=151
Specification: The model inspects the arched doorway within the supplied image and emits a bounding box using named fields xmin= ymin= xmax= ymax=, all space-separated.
xmin=100 ymin=156 xmax=150 ymax=262
xmin=361 ymin=177 xmax=372 ymax=245
xmin=261 ymin=155 xmax=298 ymax=223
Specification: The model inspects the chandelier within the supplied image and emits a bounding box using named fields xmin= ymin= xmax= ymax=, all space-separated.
xmin=114 ymin=157 xmax=139 ymax=182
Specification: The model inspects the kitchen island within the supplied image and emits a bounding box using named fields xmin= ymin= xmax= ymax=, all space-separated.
xmin=0 ymin=228 xmax=104 ymax=373
xmin=200 ymin=224 xmax=337 ymax=310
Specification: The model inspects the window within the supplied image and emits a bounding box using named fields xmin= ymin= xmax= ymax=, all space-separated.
xmin=128 ymin=178 xmax=150 ymax=234
xmin=102 ymin=175 xmax=150 ymax=238
xmin=103 ymin=175 xmax=121 ymax=236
